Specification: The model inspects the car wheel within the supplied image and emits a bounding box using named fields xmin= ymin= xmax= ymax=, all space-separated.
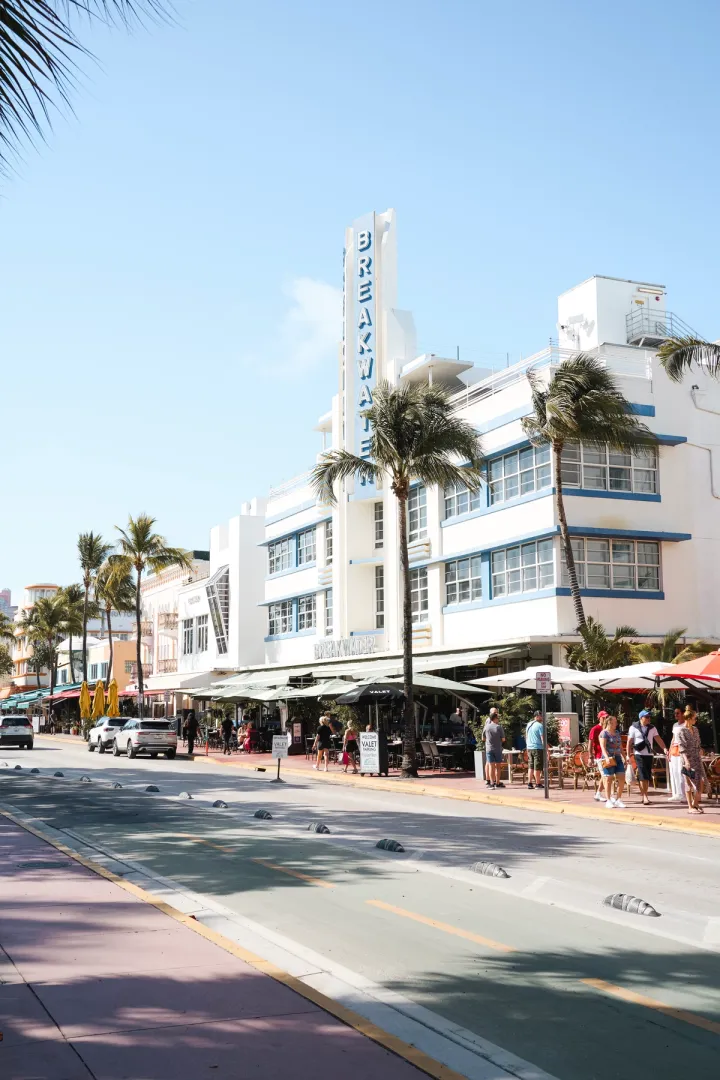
xmin=127 ymin=741 xmax=136 ymax=759
xmin=112 ymin=740 xmax=121 ymax=757
xmin=150 ymin=752 xmax=158 ymax=759
xmin=98 ymin=742 xmax=106 ymax=754
xmin=165 ymin=749 xmax=176 ymax=759
xmin=88 ymin=739 xmax=95 ymax=752
xmin=27 ymin=743 xmax=33 ymax=751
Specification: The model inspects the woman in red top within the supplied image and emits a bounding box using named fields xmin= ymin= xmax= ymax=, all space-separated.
xmin=588 ymin=711 xmax=607 ymax=802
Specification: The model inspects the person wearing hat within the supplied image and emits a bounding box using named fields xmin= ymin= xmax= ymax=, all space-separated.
xmin=626 ymin=709 xmax=668 ymax=806
xmin=525 ymin=710 xmax=544 ymax=790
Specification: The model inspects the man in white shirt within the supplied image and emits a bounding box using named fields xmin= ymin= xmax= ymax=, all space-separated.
xmin=627 ymin=709 xmax=668 ymax=806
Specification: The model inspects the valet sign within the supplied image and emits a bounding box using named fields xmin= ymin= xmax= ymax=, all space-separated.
xmin=353 ymin=212 xmax=377 ymax=497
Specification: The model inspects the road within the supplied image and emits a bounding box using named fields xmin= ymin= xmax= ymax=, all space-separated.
xmin=2 ymin=736 xmax=720 ymax=1080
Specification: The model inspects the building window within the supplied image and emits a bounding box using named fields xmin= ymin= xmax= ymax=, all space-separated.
xmin=196 ymin=614 xmax=209 ymax=652
xmin=561 ymin=444 xmax=658 ymax=494
xmin=90 ymin=663 xmax=98 ymax=680
xmin=206 ymin=566 xmax=230 ymax=655
xmin=268 ymin=537 xmax=293 ymax=575
xmin=325 ymin=520 xmax=333 ymax=565
xmin=100 ymin=663 xmax=108 ymax=680
xmin=488 ymin=446 xmax=551 ymax=505
xmin=444 ymin=479 xmax=482 ymax=519
xmin=409 ymin=567 xmax=428 ymax=622
xmin=124 ymin=660 xmax=133 ymax=675
xmin=325 ymin=589 xmax=333 ymax=635
xmin=374 ymin=502 xmax=384 ymax=548
xmin=562 ymin=538 xmax=661 ymax=591
xmin=375 ymin=566 xmax=385 ymax=629
xmin=297 ymin=527 xmax=317 ymax=565
xmin=297 ymin=593 xmax=316 ymax=631
xmin=269 ymin=600 xmax=293 ymax=636
xmin=445 ymin=555 xmax=483 ymax=605
xmin=408 ymin=486 xmax=427 ymax=542
xmin=492 ymin=539 xmax=554 ymax=597
xmin=60 ymin=670 xmax=68 ymax=684
xmin=182 ymin=618 xmax=194 ymax=655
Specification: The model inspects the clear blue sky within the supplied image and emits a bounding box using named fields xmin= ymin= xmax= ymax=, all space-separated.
xmin=3 ymin=0 xmax=718 ymax=601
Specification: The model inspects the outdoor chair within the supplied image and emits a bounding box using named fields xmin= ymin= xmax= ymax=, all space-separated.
xmin=705 ymin=757 xmax=720 ymax=802
xmin=651 ymin=756 xmax=667 ymax=790
xmin=566 ymin=747 xmax=589 ymax=790
xmin=420 ymin=740 xmax=439 ymax=769
xmin=427 ymin=739 xmax=455 ymax=770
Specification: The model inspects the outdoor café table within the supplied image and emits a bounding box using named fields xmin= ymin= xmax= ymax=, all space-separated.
xmin=502 ymin=748 xmax=524 ymax=782
xmin=436 ymin=740 xmax=466 ymax=768
xmin=550 ymin=750 xmax=569 ymax=789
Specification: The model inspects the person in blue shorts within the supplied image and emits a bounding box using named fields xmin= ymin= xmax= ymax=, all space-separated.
xmin=483 ymin=708 xmax=505 ymax=789
xmin=598 ymin=714 xmax=626 ymax=809
xmin=525 ymin=711 xmax=544 ymax=789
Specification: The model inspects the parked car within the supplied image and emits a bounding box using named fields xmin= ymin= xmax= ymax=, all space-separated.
xmin=112 ymin=718 xmax=177 ymax=759
xmin=0 ymin=714 xmax=34 ymax=750
xmin=88 ymin=716 xmax=127 ymax=754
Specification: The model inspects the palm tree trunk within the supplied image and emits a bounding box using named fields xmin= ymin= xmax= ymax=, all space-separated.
xmin=135 ymin=571 xmax=144 ymax=720
xmin=554 ymin=441 xmax=586 ymax=630
xmin=397 ymin=491 xmax=417 ymax=778
xmin=82 ymin=578 xmax=89 ymax=682
xmin=69 ymin=632 xmax=75 ymax=683
xmin=107 ymin=606 xmax=114 ymax=683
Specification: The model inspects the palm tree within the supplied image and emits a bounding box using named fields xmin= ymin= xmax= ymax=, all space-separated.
xmin=0 ymin=2 xmax=171 ymax=167
xmin=565 ymin=617 xmax=637 ymax=732
xmin=631 ymin=628 xmax=714 ymax=711
xmin=0 ymin=610 xmax=15 ymax=645
xmin=522 ymin=354 xmax=656 ymax=630
xmin=26 ymin=642 xmax=54 ymax=689
xmin=113 ymin=515 xmax=192 ymax=718
xmin=17 ymin=594 xmax=68 ymax=698
xmin=658 ymin=337 xmax=720 ymax=382
xmin=0 ymin=644 xmax=12 ymax=678
xmin=56 ymin=584 xmax=85 ymax=683
xmin=78 ymin=533 xmax=112 ymax=682
xmin=311 ymin=381 xmax=484 ymax=777
xmin=95 ymin=559 xmax=136 ymax=684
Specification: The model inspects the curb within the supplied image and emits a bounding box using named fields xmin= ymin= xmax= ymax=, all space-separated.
xmin=0 ymin=806 xmax=464 ymax=1080
xmin=35 ymin=734 xmax=720 ymax=838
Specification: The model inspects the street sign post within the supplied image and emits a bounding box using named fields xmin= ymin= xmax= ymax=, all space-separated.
xmin=535 ymin=671 xmax=552 ymax=799
xmin=271 ymin=733 xmax=289 ymax=783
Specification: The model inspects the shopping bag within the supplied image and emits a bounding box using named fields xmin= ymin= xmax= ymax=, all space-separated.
xmin=341 ymin=751 xmax=349 ymax=765
xmin=625 ymin=764 xmax=634 ymax=785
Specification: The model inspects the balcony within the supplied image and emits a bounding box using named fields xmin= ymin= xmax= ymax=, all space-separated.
xmin=158 ymin=612 xmax=178 ymax=631
xmin=626 ymin=308 xmax=696 ymax=348
xmin=127 ymin=662 xmax=153 ymax=679
xmin=157 ymin=658 xmax=177 ymax=674
xmin=140 ymin=621 xmax=153 ymax=637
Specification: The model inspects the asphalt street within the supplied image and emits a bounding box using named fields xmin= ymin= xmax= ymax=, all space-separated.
xmin=2 ymin=736 xmax=719 ymax=1080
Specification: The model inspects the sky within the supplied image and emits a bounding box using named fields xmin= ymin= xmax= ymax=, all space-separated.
xmin=3 ymin=0 xmax=719 ymax=602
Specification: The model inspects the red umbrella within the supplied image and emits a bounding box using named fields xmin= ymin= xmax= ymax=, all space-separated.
xmin=655 ymin=651 xmax=720 ymax=686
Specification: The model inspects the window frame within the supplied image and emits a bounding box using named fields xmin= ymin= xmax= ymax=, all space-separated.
xmin=409 ymin=567 xmax=429 ymax=623
xmin=374 ymin=502 xmax=384 ymax=549
xmin=182 ymin=617 xmax=194 ymax=655
xmin=268 ymin=600 xmax=293 ymax=637
xmin=562 ymin=537 xmax=661 ymax=592
xmin=196 ymin=614 xmax=209 ymax=653
xmin=561 ymin=443 xmax=659 ymax=495
xmin=297 ymin=593 xmax=316 ymax=631
xmin=90 ymin=663 xmax=98 ymax=681
xmin=268 ymin=536 xmax=293 ymax=575
xmin=375 ymin=565 xmax=385 ymax=628
xmin=491 ymin=539 xmax=555 ymax=597
xmin=408 ymin=486 xmax=427 ymax=542
xmin=444 ymin=479 xmax=482 ymax=519
xmin=488 ymin=445 xmax=551 ymax=505
xmin=445 ymin=554 xmax=483 ymax=605
xmin=325 ymin=520 xmax=333 ymax=565
xmin=297 ymin=527 xmax=317 ymax=566
xmin=325 ymin=589 xmax=333 ymax=635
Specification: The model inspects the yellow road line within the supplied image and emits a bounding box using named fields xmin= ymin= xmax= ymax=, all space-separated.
xmin=367 ymin=899 xmax=515 ymax=953
xmin=176 ymin=832 xmax=235 ymax=854
xmin=583 ymin=978 xmax=720 ymax=1036
xmin=0 ymin=808 xmax=463 ymax=1080
xmin=251 ymin=856 xmax=336 ymax=888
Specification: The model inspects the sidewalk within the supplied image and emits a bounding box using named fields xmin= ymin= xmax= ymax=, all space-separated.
xmin=0 ymin=816 xmax=440 ymax=1080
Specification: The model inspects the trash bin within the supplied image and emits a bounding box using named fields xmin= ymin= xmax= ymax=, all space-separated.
xmin=288 ymin=717 xmax=305 ymax=756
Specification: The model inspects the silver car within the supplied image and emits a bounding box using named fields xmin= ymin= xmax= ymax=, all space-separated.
xmin=0 ymin=714 xmax=34 ymax=750
xmin=88 ymin=716 xmax=127 ymax=754
xmin=112 ymin=718 xmax=178 ymax=759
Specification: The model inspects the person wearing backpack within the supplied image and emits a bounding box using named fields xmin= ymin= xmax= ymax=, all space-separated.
xmin=525 ymin=711 xmax=544 ymax=790
xmin=626 ymin=709 xmax=668 ymax=806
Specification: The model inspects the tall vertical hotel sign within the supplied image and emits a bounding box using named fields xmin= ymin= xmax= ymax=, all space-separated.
xmin=351 ymin=212 xmax=376 ymax=498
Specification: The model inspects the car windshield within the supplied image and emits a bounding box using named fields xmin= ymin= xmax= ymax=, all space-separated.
xmin=105 ymin=718 xmax=125 ymax=727
xmin=140 ymin=721 xmax=175 ymax=731
xmin=1 ymin=717 xmax=31 ymax=727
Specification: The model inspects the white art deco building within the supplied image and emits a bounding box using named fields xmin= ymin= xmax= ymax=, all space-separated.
xmin=145 ymin=209 xmax=720 ymax=698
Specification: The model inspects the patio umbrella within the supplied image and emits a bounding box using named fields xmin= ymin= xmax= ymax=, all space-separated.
xmin=566 ymin=661 xmax=689 ymax=692
xmin=91 ymin=681 xmax=106 ymax=720
xmin=106 ymin=679 xmax=120 ymax=716
xmin=79 ymin=681 xmax=92 ymax=721
xmin=335 ymin=682 xmax=405 ymax=705
xmin=655 ymin=651 xmax=720 ymax=687
xmin=469 ymin=665 xmax=587 ymax=690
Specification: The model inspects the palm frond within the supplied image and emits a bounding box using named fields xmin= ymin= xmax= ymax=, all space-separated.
xmin=657 ymin=337 xmax=720 ymax=383
xmin=311 ymin=450 xmax=380 ymax=505
xmin=0 ymin=1 xmax=172 ymax=166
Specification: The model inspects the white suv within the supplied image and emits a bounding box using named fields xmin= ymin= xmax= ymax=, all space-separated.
xmin=88 ymin=717 xmax=127 ymax=754
xmin=112 ymin=719 xmax=178 ymax=759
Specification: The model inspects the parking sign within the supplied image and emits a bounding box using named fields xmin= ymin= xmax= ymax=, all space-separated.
xmin=535 ymin=670 xmax=552 ymax=694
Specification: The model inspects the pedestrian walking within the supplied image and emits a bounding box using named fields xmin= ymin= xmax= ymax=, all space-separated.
xmin=668 ymin=706 xmax=687 ymax=802
xmin=588 ymin=711 xmax=608 ymax=802
xmin=342 ymin=720 xmax=359 ymax=774
xmin=626 ymin=709 xmax=668 ymax=806
xmin=313 ymin=716 xmax=333 ymax=772
xmin=483 ymin=708 xmax=505 ymax=789
xmin=677 ymin=707 xmax=704 ymax=814
xmin=186 ymin=710 xmax=199 ymax=756
xmin=598 ymin=714 xmax=626 ymax=808
xmin=525 ymin=710 xmax=544 ymax=789
xmin=221 ymin=714 xmax=234 ymax=755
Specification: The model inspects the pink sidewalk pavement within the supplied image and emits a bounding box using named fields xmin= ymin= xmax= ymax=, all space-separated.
xmin=0 ymin=818 xmax=428 ymax=1080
